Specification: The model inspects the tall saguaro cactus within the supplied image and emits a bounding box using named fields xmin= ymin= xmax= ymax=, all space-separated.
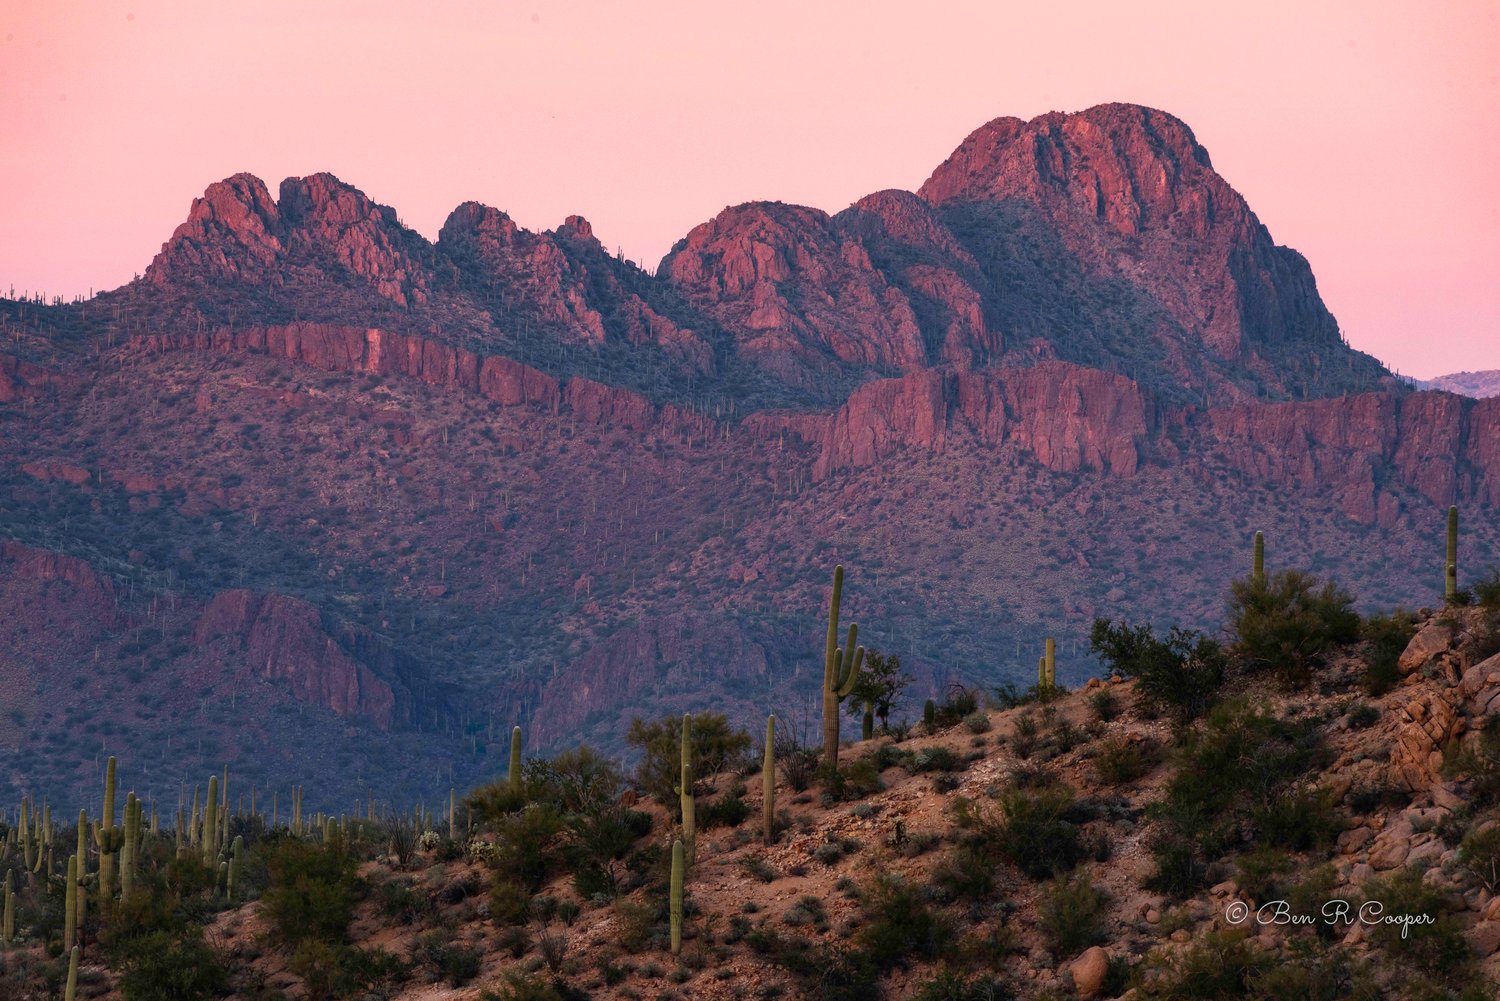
xmin=679 ymin=715 xmax=697 ymax=865
xmin=1253 ymin=531 xmax=1265 ymax=588
xmin=669 ymin=839 xmax=685 ymax=955
xmin=63 ymin=855 xmax=77 ymax=950
xmin=94 ymin=756 xmax=120 ymax=905
xmin=65 ymin=945 xmax=80 ymax=1001
xmin=508 ymin=726 xmax=523 ymax=797
xmin=203 ymin=775 xmax=219 ymax=864
xmin=762 ymin=715 xmax=776 ymax=845
xmin=1446 ymin=506 xmax=1459 ymax=603
xmin=821 ymin=565 xmax=865 ymax=769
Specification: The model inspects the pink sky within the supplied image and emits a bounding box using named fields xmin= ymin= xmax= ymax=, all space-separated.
xmin=1 ymin=1 xmax=1496 ymax=379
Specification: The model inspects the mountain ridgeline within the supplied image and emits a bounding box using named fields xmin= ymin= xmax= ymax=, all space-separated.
xmin=0 ymin=103 xmax=1496 ymax=811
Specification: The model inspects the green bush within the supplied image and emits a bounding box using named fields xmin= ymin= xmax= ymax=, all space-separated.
xmin=911 ymin=968 xmax=1012 ymax=1001
xmin=261 ymin=838 xmax=361 ymax=948
xmin=1038 ymin=872 xmax=1109 ymax=958
xmin=1156 ymin=700 xmax=1326 ymax=853
xmin=1358 ymin=868 xmax=1470 ymax=978
xmin=932 ymin=686 xmax=980 ymax=728
xmin=1133 ymin=931 xmax=1271 ymax=999
xmin=1459 ymin=823 xmax=1500 ymax=892
xmin=1089 ymin=619 xmax=1226 ymax=720
xmin=1228 ymin=569 xmax=1360 ymax=687
xmin=1360 ymin=610 xmax=1416 ymax=696
xmin=1088 ymin=688 xmax=1121 ymax=722
xmin=1093 ymin=736 xmax=1163 ymax=785
xmin=988 ymin=785 xmax=1084 ymax=880
xmin=627 ymin=711 xmax=750 ymax=809
xmin=1442 ymin=719 xmax=1500 ymax=806
xmin=858 ymin=875 xmax=955 ymax=971
xmin=116 ymin=930 xmax=228 ymax=1001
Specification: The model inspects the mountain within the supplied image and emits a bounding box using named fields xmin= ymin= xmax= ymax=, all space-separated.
xmin=1420 ymin=370 xmax=1500 ymax=398
xmin=1 ymin=103 xmax=1496 ymax=813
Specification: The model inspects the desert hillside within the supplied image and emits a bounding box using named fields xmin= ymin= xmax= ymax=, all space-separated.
xmin=4 ymin=568 xmax=1500 ymax=1001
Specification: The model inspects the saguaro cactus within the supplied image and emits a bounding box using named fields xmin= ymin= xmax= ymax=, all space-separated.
xmin=64 ymin=855 xmax=77 ymax=949
xmin=1447 ymin=506 xmax=1459 ymax=602
xmin=120 ymin=793 xmax=140 ymax=903
xmin=1044 ymin=638 xmax=1056 ymax=689
xmin=821 ymin=565 xmax=865 ymax=769
xmin=923 ymin=698 xmax=936 ymax=734
xmin=228 ymin=836 xmax=243 ymax=900
xmin=762 ymin=715 xmax=776 ymax=845
xmin=2 ymin=869 xmax=13 ymax=943
xmin=508 ymin=726 xmax=523 ymax=796
xmin=679 ymin=715 xmax=697 ymax=865
xmin=669 ymin=839 xmax=685 ymax=955
xmin=203 ymin=775 xmax=219 ymax=864
xmin=65 ymin=945 xmax=80 ymax=1001
xmin=1253 ymin=531 xmax=1265 ymax=588
xmin=94 ymin=756 xmax=120 ymax=904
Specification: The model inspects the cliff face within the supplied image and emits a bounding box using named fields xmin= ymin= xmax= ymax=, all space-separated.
xmin=1198 ymin=391 xmax=1500 ymax=523
xmin=809 ymin=363 xmax=1150 ymax=479
xmin=194 ymin=589 xmax=405 ymax=729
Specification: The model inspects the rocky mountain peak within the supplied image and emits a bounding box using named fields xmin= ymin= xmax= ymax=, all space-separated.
xmin=146 ymin=172 xmax=285 ymax=284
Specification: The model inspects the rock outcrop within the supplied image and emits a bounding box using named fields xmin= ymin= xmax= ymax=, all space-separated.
xmin=810 ymin=362 xmax=1150 ymax=479
xmin=194 ymin=588 xmax=403 ymax=728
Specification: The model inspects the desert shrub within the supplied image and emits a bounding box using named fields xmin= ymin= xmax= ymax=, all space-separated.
xmin=908 ymin=746 xmax=962 ymax=774
xmin=1038 ymin=872 xmax=1109 ymax=958
xmin=1360 ymin=610 xmax=1416 ymax=696
xmin=846 ymin=648 xmax=912 ymax=736
xmin=1088 ymin=688 xmax=1121 ymax=722
xmin=698 ymin=784 xmax=750 ymax=828
xmin=1443 ymin=719 xmax=1500 ymax=806
xmin=116 ymin=930 xmax=228 ymax=1001
xmin=489 ymin=803 xmax=566 ymax=890
xmin=933 ymin=685 xmax=980 ymax=728
xmin=1153 ymin=700 xmax=1327 ymax=864
xmin=1133 ymin=931 xmax=1272 ymax=999
xmin=1093 ymin=736 xmax=1163 ymax=785
xmin=1344 ymin=700 xmax=1381 ymax=729
xmin=627 ymin=711 xmax=751 ymax=809
xmin=820 ymin=757 xmax=885 ymax=802
xmin=1358 ymin=868 xmax=1470 ymax=977
xmin=489 ymin=878 xmax=531 ymax=926
xmin=481 ymin=971 xmax=578 ymax=1001
xmin=260 ymin=838 xmax=361 ymax=948
xmin=1252 ymin=784 xmax=1339 ymax=851
xmin=1144 ymin=832 xmax=1203 ymax=899
xmin=911 ymin=968 xmax=1012 ymax=1001
xmin=858 ymin=875 xmax=955 ymax=971
xmin=1234 ymin=847 xmax=1292 ymax=903
xmin=1473 ymin=567 xmax=1500 ymax=609
xmin=775 ymin=728 xmax=820 ymax=793
xmin=930 ymin=845 xmax=997 ymax=902
xmin=1089 ymin=619 xmax=1227 ymax=720
xmin=1011 ymin=713 xmax=1040 ymax=759
xmin=963 ymin=711 xmax=992 ymax=734
xmin=376 ymin=878 xmax=432 ymax=924
xmin=988 ymin=785 xmax=1084 ymax=880
xmin=290 ymin=941 xmax=407 ymax=1000
xmin=1228 ymin=569 xmax=1360 ymax=687
xmin=416 ymin=930 xmax=484 ymax=986
xmin=525 ymin=744 xmax=624 ymax=814
xmin=1459 ymin=824 xmax=1500 ymax=892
